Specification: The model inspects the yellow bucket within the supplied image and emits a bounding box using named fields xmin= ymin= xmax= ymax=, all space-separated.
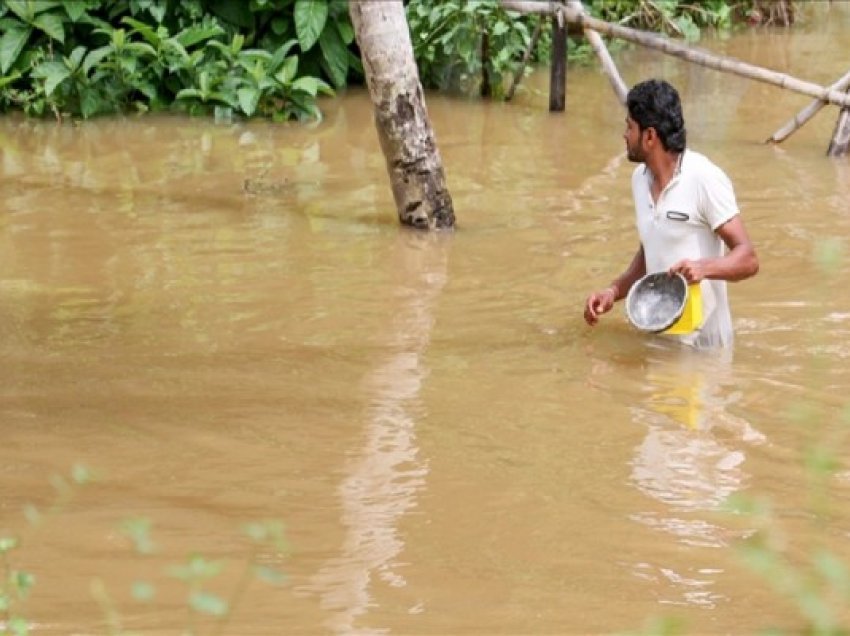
xmin=664 ymin=283 xmax=702 ymax=335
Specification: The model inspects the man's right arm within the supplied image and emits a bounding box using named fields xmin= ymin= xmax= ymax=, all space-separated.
xmin=583 ymin=245 xmax=646 ymax=326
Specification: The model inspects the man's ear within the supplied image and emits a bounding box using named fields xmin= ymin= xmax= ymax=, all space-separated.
xmin=644 ymin=127 xmax=658 ymax=146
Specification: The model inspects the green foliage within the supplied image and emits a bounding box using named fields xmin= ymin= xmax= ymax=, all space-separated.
xmin=0 ymin=0 xmax=357 ymax=121
xmin=0 ymin=465 xmax=288 ymax=635
xmin=407 ymin=0 xmax=762 ymax=97
xmin=407 ymin=0 xmax=540 ymax=98
xmin=564 ymin=0 xmax=739 ymax=63
xmin=0 ymin=464 xmax=91 ymax=636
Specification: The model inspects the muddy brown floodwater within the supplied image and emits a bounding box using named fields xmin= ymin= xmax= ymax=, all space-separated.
xmin=2 ymin=5 xmax=850 ymax=634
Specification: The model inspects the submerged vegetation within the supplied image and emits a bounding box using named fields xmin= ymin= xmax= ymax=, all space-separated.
xmin=0 ymin=0 xmax=797 ymax=120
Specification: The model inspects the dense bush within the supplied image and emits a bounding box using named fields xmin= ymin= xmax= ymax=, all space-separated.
xmin=0 ymin=0 xmax=360 ymax=121
xmin=0 ymin=0 xmax=792 ymax=121
xmin=405 ymin=0 xmax=782 ymax=96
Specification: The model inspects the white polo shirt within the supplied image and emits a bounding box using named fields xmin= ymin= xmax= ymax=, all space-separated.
xmin=631 ymin=149 xmax=739 ymax=349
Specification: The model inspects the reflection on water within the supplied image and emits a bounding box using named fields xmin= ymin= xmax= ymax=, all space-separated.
xmin=627 ymin=344 xmax=765 ymax=608
xmin=302 ymin=233 xmax=449 ymax=634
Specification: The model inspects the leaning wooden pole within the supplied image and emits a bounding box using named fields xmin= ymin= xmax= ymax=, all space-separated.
xmin=767 ymin=68 xmax=850 ymax=144
xmin=501 ymin=1 xmax=850 ymax=108
xmin=350 ymin=0 xmax=455 ymax=230
xmin=567 ymin=0 xmax=627 ymax=105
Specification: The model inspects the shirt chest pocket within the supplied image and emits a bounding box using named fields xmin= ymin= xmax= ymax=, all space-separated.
xmin=661 ymin=207 xmax=701 ymax=231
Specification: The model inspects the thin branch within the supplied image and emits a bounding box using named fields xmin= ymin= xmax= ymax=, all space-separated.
xmin=506 ymin=17 xmax=545 ymax=101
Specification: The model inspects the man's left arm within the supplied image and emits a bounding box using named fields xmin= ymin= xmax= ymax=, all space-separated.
xmin=670 ymin=215 xmax=759 ymax=283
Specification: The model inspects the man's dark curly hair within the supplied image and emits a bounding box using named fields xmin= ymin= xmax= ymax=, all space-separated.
xmin=626 ymin=79 xmax=687 ymax=153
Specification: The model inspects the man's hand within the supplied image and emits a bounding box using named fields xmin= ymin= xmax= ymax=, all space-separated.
xmin=584 ymin=287 xmax=618 ymax=326
xmin=669 ymin=259 xmax=709 ymax=284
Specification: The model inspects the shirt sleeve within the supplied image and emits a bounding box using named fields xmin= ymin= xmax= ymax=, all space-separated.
xmin=698 ymin=163 xmax=739 ymax=230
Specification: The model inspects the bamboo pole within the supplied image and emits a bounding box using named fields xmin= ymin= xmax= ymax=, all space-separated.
xmin=827 ymin=96 xmax=850 ymax=157
xmin=502 ymin=1 xmax=561 ymax=15
xmin=567 ymin=0 xmax=627 ymax=105
xmin=501 ymin=1 xmax=850 ymax=108
xmin=506 ymin=18 xmax=544 ymax=101
xmin=767 ymin=68 xmax=850 ymax=144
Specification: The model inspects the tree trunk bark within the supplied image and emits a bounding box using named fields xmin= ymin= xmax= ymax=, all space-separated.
xmin=501 ymin=1 xmax=850 ymax=108
xmin=350 ymin=0 xmax=455 ymax=230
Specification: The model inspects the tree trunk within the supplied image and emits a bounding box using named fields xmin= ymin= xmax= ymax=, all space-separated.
xmin=501 ymin=1 xmax=850 ymax=108
xmin=349 ymin=0 xmax=455 ymax=230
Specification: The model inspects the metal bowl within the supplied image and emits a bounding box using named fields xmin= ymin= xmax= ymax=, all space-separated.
xmin=625 ymin=272 xmax=688 ymax=333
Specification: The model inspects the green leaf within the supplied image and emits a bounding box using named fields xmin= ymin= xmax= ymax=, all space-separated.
xmin=67 ymin=46 xmax=86 ymax=70
xmin=83 ymin=46 xmax=112 ymax=75
xmin=189 ymin=591 xmax=228 ymax=617
xmin=32 ymin=12 xmax=64 ymax=43
xmin=8 ymin=616 xmax=28 ymax=636
xmin=294 ymin=0 xmax=328 ymax=51
xmin=121 ymin=517 xmax=156 ymax=555
xmin=335 ymin=18 xmax=354 ymax=45
xmin=271 ymin=17 xmax=288 ymax=36
xmin=0 ymin=71 xmax=21 ymax=89
xmin=176 ymin=87 xmax=203 ymax=100
xmin=125 ymin=42 xmax=157 ymax=58
xmin=168 ymin=555 xmax=223 ymax=582
xmin=175 ymin=23 xmax=225 ymax=49
xmin=237 ymin=87 xmax=260 ymax=116
xmin=149 ymin=1 xmax=166 ymax=23
xmin=318 ymin=24 xmax=347 ymax=88
xmin=230 ymin=33 xmax=245 ymax=55
xmin=23 ymin=504 xmax=40 ymax=526
xmin=238 ymin=49 xmax=272 ymax=65
xmin=492 ymin=21 xmax=509 ymax=36
xmin=64 ymin=1 xmax=88 ymax=22
xmin=12 ymin=570 xmax=35 ymax=597
xmin=276 ymin=55 xmax=298 ymax=85
xmin=5 ymin=1 xmax=34 ymax=22
xmin=254 ymin=564 xmax=287 ymax=585
xmin=131 ymin=580 xmax=156 ymax=602
xmin=122 ymin=17 xmax=161 ymax=46
xmin=30 ymin=1 xmax=63 ymax=14
xmin=290 ymin=76 xmax=317 ymax=96
xmin=79 ymin=88 xmax=101 ymax=118
xmin=813 ymin=549 xmax=850 ymax=594
xmin=0 ymin=537 xmax=19 ymax=553
xmin=269 ymin=39 xmax=298 ymax=72
xmin=0 ymin=26 xmax=30 ymax=74
xmin=34 ymin=61 xmax=70 ymax=96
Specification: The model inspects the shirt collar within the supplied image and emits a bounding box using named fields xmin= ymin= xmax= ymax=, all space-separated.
xmin=642 ymin=149 xmax=686 ymax=183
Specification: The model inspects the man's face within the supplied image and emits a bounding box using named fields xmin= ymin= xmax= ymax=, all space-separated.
xmin=624 ymin=115 xmax=647 ymax=163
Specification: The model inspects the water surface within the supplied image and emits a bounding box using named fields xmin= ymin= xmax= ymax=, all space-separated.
xmin=2 ymin=5 xmax=850 ymax=633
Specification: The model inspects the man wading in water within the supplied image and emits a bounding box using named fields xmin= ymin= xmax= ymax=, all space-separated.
xmin=583 ymin=79 xmax=759 ymax=349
